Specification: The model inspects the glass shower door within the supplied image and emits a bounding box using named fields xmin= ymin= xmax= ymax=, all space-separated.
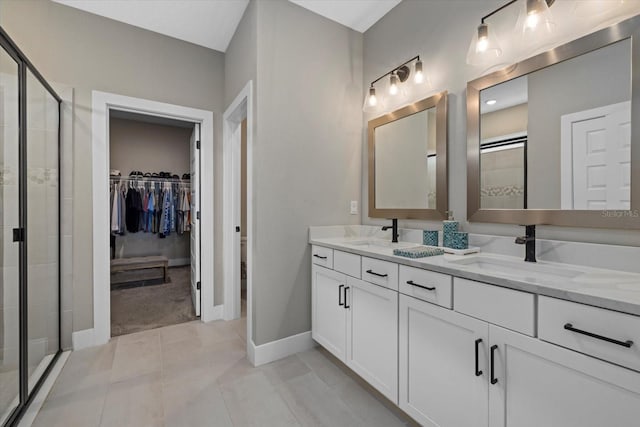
xmin=25 ymin=69 xmax=59 ymax=391
xmin=0 ymin=45 xmax=20 ymax=424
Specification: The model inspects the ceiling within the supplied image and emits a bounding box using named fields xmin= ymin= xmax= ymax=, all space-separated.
xmin=52 ymin=0 xmax=250 ymax=52
xmin=52 ymin=0 xmax=401 ymax=52
xmin=289 ymin=1 xmax=402 ymax=33
xmin=480 ymin=76 xmax=528 ymax=114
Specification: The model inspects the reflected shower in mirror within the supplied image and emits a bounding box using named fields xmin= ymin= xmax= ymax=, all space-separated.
xmin=375 ymin=107 xmax=437 ymax=209
xmin=478 ymin=38 xmax=631 ymax=211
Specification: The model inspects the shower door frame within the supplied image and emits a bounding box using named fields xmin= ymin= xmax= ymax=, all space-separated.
xmin=0 ymin=26 xmax=62 ymax=427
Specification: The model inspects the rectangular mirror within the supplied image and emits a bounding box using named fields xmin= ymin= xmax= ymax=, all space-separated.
xmin=467 ymin=16 xmax=639 ymax=228
xmin=368 ymin=91 xmax=448 ymax=220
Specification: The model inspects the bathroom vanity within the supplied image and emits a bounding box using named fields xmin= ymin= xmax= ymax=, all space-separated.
xmin=309 ymin=227 xmax=640 ymax=427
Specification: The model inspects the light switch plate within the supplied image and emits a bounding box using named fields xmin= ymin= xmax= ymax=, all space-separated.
xmin=350 ymin=200 xmax=358 ymax=215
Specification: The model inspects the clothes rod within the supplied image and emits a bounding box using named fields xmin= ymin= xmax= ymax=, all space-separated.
xmin=110 ymin=176 xmax=190 ymax=184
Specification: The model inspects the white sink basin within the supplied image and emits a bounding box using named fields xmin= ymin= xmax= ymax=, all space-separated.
xmin=347 ymin=239 xmax=417 ymax=250
xmin=446 ymin=255 xmax=585 ymax=282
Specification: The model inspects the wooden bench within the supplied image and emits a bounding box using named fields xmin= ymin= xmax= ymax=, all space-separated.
xmin=110 ymin=256 xmax=169 ymax=285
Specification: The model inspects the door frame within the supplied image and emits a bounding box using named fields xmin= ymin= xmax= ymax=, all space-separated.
xmin=223 ymin=81 xmax=254 ymax=356
xmin=91 ymin=91 xmax=215 ymax=346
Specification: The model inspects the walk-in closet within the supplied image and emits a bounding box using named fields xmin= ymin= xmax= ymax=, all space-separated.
xmin=108 ymin=111 xmax=200 ymax=337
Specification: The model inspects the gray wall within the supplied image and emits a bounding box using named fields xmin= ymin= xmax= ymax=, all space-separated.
xmin=527 ymin=38 xmax=631 ymax=209
xmin=1 ymin=0 xmax=225 ymax=332
xmin=363 ymin=0 xmax=640 ymax=246
xmin=109 ymin=118 xmax=191 ymax=178
xmin=109 ymin=117 xmax=191 ymax=262
xmin=251 ymin=0 xmax=363 ymax=345
xmin=481 ymin=104 xmax=528 ymax=140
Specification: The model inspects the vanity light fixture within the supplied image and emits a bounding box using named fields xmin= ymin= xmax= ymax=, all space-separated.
xmin=466 ymin=0 xmax=555 ymax=66
xmin=363 ymin=55 xmax=426 ymax=113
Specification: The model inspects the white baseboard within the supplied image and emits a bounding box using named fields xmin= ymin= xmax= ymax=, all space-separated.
xmin=251 ymin=331 xmax=316 ymax=367
xmin=168 ymin=258 xmax=190 ymax=267
xmin=72 ymin=328 xmax=96 ymax=350
xmin=201 ymin=304 xmax=224 ymax=323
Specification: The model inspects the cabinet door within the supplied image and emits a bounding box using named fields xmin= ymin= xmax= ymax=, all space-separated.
xmin=399 ymin=295 xmax=489 ymax=427
xmin=489 ymin=325 xmax=640 ymax=427
xmin=346 ymin=277 xmax=398 ymax=403
xmin=311 ymin=265 xmax=347 ymax=361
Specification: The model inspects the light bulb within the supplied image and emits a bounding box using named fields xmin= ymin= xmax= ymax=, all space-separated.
xmin=414 ymin=60 xmax=424 ymax=84
xmin=477 ymin=37 xmax=488 ymax=53
xmin=367 ymin=86 xmax=377 ymax=106
xmin=476 ymin=23 xmax=489 ymax=53
xmin=525 ymin=11 xmax=539 ymax=29
xmin=389 ymin=72 xmax=399 ymax=96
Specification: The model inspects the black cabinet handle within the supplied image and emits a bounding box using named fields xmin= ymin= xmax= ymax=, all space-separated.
xmin=475 ymin=339 xmax=483 ymax=377
xmin=338 ymin=284 xmax=344 ymax=306
xmin=366 ymin=269 xmax=388 ymax=278
xmin=564 ymin=323 xmax=633 ymax=348
xmin=406 ymin=280 xmax=435 ymax=291
xmin=313 ymin=254 xmax=327 ymax=260
xmin=344 ymin=286 xmax=350 ymax=309
xmin=490 ymin=345 xmax=498 ymax=385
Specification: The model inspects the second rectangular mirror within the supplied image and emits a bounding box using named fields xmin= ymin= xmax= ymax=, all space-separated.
xmin=467 ymin=15 xmax=639 ymax=229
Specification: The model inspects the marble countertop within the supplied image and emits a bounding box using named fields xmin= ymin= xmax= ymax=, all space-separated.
xmin=310 ymin=235 xmax=640 ymax=316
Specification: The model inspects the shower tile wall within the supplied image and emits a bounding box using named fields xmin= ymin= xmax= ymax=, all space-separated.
xmin=480 ymin=147 xmax=525 ymax=209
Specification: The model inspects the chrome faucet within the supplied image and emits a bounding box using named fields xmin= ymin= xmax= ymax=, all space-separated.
xmin=515 ymin=225 xmax=536 ymax=263
xmin=382 ymin=219 xmax=399 ymax=243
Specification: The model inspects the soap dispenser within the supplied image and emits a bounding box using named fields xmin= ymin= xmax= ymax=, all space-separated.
xmin=443 ymin=211 xmax=459 ymax=248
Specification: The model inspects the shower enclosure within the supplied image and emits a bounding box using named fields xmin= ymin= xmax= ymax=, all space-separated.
xmin=0 ymin=27 xmax=61 ymax=426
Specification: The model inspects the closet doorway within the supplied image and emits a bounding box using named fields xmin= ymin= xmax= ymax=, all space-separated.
xmin=108 ymin=111 xmax=201 ymax=337
xmin=91 ymin=90 xmax=215 ymax=346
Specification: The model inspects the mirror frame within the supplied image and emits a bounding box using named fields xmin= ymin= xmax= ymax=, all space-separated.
xmin=368 ymin=91 xmax=448 ymax=220
xmin=467 ymin=16 xmax=640 ymax=229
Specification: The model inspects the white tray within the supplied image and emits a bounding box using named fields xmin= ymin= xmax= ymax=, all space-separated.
xmin=442 ymin=246 xmax=480 ymax=255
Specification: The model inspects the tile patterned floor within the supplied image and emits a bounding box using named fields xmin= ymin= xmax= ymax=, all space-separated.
xmin=32 ymin=318 xmax=411 ymax=427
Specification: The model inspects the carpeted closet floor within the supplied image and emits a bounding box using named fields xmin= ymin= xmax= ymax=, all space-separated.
xmin=110 ymin=266 xmax=197 ymax=337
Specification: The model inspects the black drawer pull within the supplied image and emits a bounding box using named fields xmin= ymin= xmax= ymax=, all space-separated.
xmin=313 ymin=254 xmax=328 ymax=260
xmin=490 ymin=345 xmax=498 ymax=385
xmin=475 ymin=339 xmax=483 ymax=377
xmin=564 ymin=323 xmax=633 ymax=348
xmin=344 ymin=286 xmax=350 ymax=309
xmin=366 ymin=269 xmax=388 ymax=278
xmin=406 ymin=280 xmax=435 ymax=291
xmin=338 ymin=284 xmax=344 ymax=306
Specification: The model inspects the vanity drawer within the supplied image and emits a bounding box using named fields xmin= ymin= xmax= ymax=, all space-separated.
xmin=399 ymin=265 xmax=452 ymax=309
xmin=361 ymin=257 xmax=399 ymax=291
xmin=334 ymin=250 xmax=361 ymax=278
xmin=311 ymin=245 xmax=333 ymax=269
xmin=454 ymin=278 xmax=535 ymax=336
xmin=539 ymin=296 xmax=640 ymax=372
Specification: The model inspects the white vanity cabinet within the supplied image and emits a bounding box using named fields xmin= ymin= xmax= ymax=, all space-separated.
xmin=311 ymin=264 xmax=347 ymax=361
xmin=311 ymin=249 xmax=398 ymax=403
xmin=347 ymin=276 xmax=398 ymax=403
xmin=311 ymin=243 xmax=640 ymax=427
xmin=488 ymin=324 xmax=640 ymax=427
xmin=399 ymin=294 xmax=489 ymax=427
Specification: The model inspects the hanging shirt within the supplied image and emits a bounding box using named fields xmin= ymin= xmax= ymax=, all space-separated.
xmin=111 ymin=187 xmax=119 ymax=232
